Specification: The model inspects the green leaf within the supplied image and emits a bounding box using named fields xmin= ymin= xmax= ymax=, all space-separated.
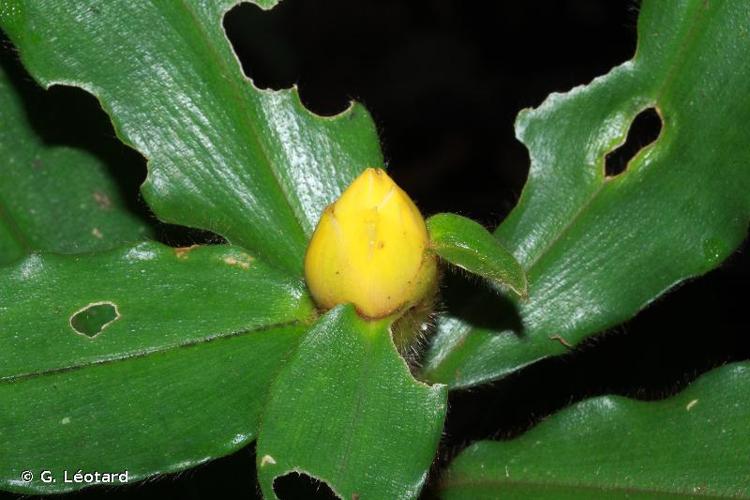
xmin=438 ymin=362 xmax=750 ymax=498
xmin=257 ymin=305 xmax=447 ymax=500
xmin=0 ymin=47 xmax=152 ymax=265
xmin=422 ymin=0 xmax=750 ymax=388
xmin=427 ymin=213 xmax=527 ymax=298
xmin=0 ymin=242 xmax=313 ymax=494
xmin=0 ymin=0 xmax=384 ymax=276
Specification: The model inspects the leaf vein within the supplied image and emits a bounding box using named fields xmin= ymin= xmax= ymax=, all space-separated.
xmin=0 ymin=319 xmax=302 ymax=385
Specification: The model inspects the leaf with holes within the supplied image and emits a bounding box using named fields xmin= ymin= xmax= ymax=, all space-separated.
xmin=0 ymin=46 xmax=152 ymax=265
xmin=257 ymin=305 xmax=447 ymax=500
xmin=0 ymin=242 xmax=314 ymax=494
xmin=438 ymin=362 xmax=750 ymax=498
xmin=0 ymin=0 xmax=383 ymax=276
xmin=422 ymin=0 xmax=750 ymax=388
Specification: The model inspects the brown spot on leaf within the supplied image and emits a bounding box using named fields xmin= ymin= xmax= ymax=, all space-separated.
xmin=224 ymin=253 xmax=254 ymax=270
xmin=549 ymin=335 xmax=572 ymax=348
xmin=93 ymin=191 xmax=112 ymax=210
xmin=174 ymin=244 xmax=199 ymax=259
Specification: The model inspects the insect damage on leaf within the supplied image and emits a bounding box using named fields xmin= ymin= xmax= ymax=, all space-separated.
xmin=604 ymin=106 xmax=662 ymax=177
xmin=69 ymin=301 xmax=120 ymax=338
xmin=223 ymin=253 xmax=254 ymax=270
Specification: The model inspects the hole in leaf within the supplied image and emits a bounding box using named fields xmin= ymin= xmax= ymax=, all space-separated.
xmin=69 ymin=302 xmax=120 ymax=338
xmin=604 ymin=106 xmax=662 ymax=177
xmin=273 ymin=472 xmax=339 ymax=500
xmin=223 ymin=1 xmax=354 ymax=116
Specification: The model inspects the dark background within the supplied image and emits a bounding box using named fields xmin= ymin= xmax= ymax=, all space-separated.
xmin=3 ymin=0 xmax=748 ymax=498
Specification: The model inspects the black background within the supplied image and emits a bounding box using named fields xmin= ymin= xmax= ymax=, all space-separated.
xmin=2 ymin=0 xmax=748 ymax=498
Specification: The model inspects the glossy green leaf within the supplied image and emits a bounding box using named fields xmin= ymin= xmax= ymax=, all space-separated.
xmin=257 ymin=305 xmax=447 ymax=500
xmin=439 ymin=362 xmax=750 ymax=499
xmin=0 ymin=46 xmax=152 ymax=265
xmin=422 ymin=0 xmax=750 ymax=388
xmin=427 ymin=213 xmax=527 ymax=298
xmin=0 ymin=242 xmax=314 ymax=493
xmin=0 ymin=0 xmax=384 ymax=276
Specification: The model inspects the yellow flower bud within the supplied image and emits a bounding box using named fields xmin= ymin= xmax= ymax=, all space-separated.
xmin=304 ymin=168 xmax=437 ymax=319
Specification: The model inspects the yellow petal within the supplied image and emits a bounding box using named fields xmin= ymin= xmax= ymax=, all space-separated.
xmin=304 ymin=168 xmax=437 ymax=318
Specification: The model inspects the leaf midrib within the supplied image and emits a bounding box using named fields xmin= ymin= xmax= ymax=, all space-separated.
xmin=0 ymin=319 xmax=301 ymax=384
xmin=335 ymin=332 xmax=373 ymax=479
xmin=440 ymin=474 xmax=730 ymax=499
